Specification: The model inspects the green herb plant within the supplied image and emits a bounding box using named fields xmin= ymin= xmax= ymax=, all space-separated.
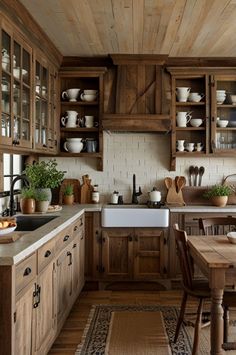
xmin=203 ymin=184 xmax=232 ymax=198
xmin=21 ymin=187 xmax=36 ymax=199
xmin=24 ymin=159 xmax=65 ymax=189
xmin=35 ymin=189 xmax=49 ymax=201
xmin=63 ymin=184 xmax=74 ymax=196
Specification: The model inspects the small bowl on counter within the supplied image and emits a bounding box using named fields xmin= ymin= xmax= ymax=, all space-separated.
xmin=227 ymin=232 xmax=236 ymax=244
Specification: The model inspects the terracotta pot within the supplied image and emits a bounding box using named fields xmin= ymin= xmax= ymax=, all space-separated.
xmin=20 ymin=198 xmax=36 ymax=214
xmin=211 ymin=196 xmax=228 ymax=207
xmin=63 ymin=195 xmax=74 ymax=205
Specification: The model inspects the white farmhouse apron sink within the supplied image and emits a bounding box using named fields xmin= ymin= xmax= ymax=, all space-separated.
xmin=101 ymin=205 xmax=169 ymax=227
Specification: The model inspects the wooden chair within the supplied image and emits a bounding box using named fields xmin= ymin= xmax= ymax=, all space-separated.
xmin=173 ymin=223 xmax=210 ymax=355
xmin=199 ymin=217 xmax=236 ymax=236
xmin=173 ymin=223 xmax=236 ymax=353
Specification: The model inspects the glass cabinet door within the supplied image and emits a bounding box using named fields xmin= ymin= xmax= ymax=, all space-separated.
xmin=211 ymin=75 xmax=236 ymax=153
xmin=1 ymin=25 xmax=32 ymax=149
xmin=34 ymin=59 xmax=49 ymax=150
xmin=1 ymin=29 xmax=12 ymax=144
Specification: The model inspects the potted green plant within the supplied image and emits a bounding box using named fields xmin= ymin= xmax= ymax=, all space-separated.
xmin=203 ymin=184 xmax=232 ymax=207
xmin=23 ymin=159 xmax=65 ymax=203
xmin=63 ymin=184 xmax=74 ymax=205
xmin=20 ymin=187 xmax=36 ymax=214
xmin=35 ymin=189 xmax=50 ymax=213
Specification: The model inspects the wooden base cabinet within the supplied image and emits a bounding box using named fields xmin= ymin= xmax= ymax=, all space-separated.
xmin=100 ymin=227 xmax=168 ymax=280
xmin=0 ymin=214 xmax=85 ymax=355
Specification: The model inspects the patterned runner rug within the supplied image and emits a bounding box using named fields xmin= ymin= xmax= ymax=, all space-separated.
xmin=75 ymin=304 xmax=211 ymax=355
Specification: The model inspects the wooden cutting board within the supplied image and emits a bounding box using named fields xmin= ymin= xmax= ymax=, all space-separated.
xmin=80 ymin=175 xmax=94 ymax=203
xmin=0 ymin=231 xmax=24 ymax=244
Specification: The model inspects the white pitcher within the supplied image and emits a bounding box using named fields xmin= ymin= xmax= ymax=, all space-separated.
xmin=176 ymin=140 xmax=185 ymax=152
xmin=63 ymin=138 xmax=84 ymax=153
xmin=61 ymin=111 xmax=78 ymax=128
xmin=176 ymin=112 xmax=192 ymax=127
xmin=176 ymin=87 xmax=190 ymax=102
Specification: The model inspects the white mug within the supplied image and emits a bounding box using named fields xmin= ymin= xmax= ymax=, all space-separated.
xmin=176 ymin=112 xmax=192 ymax=127
xmin=176 ymin=87 xmax=190 ymax=102
xmin=62 ymin=88 xmax=80 ymax=102
xmin=176 ymin=140 xmax=185 ymax=151
xmin=186 ymin=142 xmax=195 ymax=152
xmin=61 ymin=111 xmax=78 ymax=128
xmin=195 ymin=143 xmax=204 ymax=152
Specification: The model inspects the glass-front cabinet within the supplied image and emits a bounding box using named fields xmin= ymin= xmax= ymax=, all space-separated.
xmin=33 ymin=52 xmax=58 ymax=153
xmin=1 ymin=23 xmax=32 ymax=149
xmin=211 ymin=74 xmax=236 ymax=154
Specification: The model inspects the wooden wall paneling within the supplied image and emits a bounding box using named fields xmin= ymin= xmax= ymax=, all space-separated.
xmin=127 ymin=64 xmax=139 ymax=113
xmin=115 ymin=65 xmax=127 ymax=113
xmin=103 ymin=67 xmax=117 ymax=114
xmin=162 ymin=68 xmax=172 ymax=115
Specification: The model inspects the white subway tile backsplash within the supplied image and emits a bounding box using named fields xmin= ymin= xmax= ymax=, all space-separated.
xmin=41 ymin=133 xmax=236 ymax=204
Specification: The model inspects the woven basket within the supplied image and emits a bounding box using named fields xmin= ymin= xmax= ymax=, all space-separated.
xmin=222 ymin=174 xmax=236 ymax=205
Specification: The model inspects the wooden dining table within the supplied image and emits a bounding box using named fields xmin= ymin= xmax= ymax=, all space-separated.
xmin=188 ymin=234 xmax=236 ymax=355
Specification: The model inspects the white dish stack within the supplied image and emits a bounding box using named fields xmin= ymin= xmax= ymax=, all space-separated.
xmin=216 ymin=90 xmax=226 ymax=104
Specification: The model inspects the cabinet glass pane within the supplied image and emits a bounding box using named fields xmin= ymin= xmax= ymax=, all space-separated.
xmin=13 ymin=41 xmax=21 ymax=80
xmin=13 ymin=81 xmax=20 ymax=116
xmin=22 ymin=49 xmax=30 ymax=85
xmin=2 ymin=73 xmax=10 ymax=114
xmin=1 ymin=114 xmax=10 ymax=137
xmin=2 ymin=31 xmax=11 ymax=73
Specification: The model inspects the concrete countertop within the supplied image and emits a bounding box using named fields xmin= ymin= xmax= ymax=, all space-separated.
xmin=0 ymin=203 xmax=102 ymax=266
xmin=168 ymin=205 xmax=236 ymax=213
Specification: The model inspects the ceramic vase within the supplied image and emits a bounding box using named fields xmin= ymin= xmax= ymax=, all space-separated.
xmin=211 ymin=196 xmax=228 ymax=207
xmin=36 ymin=200 xmax=50 ymax=213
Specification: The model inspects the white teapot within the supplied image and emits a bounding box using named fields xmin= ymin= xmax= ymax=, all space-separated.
xmin=149 ymin=187 xmax=161 ymax=202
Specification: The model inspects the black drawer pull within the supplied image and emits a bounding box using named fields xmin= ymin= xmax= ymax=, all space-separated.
xmin=74 ymin=225 xmax=78 ymax=231
xmin=73 ymin=243 xmax=77 ymax=248
xmin=23 ymin=267 xmax=32 ymax=276
xmin=63 ymin=235 xmax=70 ymax=242
xmin=44 ymin=250 xmax=51 ymax=258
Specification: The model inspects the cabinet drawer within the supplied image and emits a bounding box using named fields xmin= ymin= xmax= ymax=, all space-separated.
xmin=55 ymin=226 xmax=73 ymax=253
xmin=15 ymin=253 xmax=37 ymax=294
xmin=71 ymin=215 xmax=84 ymax=238
xmin=38 ymin=238 xmax=55 ymax=273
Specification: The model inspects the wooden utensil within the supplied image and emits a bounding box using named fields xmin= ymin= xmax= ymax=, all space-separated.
xmin=175 ymin=176 xmax=180 ymax=193
xmin=178 ymin=176 xmax=186 ymax=190
xmin=80 ymin=174 xmax=93 ymax=203
xmin=198 ymin=167 xmax=205 ymax=186
xmin=194 ymin=166 xmax=199 ymax=186
xmin=189 ymin=166 xmax=195 ymax=186
xmin=164 ymin=177 xmax=173 ymax=190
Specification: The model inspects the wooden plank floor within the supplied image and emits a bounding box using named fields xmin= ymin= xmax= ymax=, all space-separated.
xmin=48 ymin=288 xmax=200 ymax=355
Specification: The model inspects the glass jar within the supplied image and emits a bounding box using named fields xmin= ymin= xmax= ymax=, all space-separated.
xmin=92 ymin=185 xmax=99 ymax=203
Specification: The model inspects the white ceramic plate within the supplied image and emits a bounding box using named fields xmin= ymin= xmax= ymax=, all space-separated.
xmin=0 ymin=225 xmax=17 ymax=236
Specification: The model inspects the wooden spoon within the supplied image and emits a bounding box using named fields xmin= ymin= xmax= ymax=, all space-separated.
xmin=175 ymin=176 xmax=180 ymax=193
xmin=198 ymin=166 xmax=205 ymax=186
xmin=178 ymin=176 xmax=186 ymax=191
xmin=194 ymin=166 xmax=199 ymax=186
xmin=189 ymin=166 xmax=195 ymax=186
xmin=164 ymin=177 xmax=173 ymax=190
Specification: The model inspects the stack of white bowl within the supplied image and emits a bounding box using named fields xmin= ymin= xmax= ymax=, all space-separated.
xmin=216 ymin=90 xmax=226 ymax=104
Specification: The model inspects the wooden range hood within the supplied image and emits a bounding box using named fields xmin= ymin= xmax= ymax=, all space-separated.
xmin=102 ymin=54 xmax=171 ymax=132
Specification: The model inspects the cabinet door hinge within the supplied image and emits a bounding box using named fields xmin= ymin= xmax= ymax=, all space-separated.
xmin=14 ymin=311 xmax=16 ymax=323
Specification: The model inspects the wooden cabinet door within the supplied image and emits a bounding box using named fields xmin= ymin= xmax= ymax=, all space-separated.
xmin=71 ymin=233 xmax=81 ymax=300
xmin=34 ymin=262 xmax=56 ymax=355
xmin=102 ymin=228 xmax=133 ymax=279
xmin=133 ymin=228 xmax=166 ymax=279
xmin=15 ymin=283 xmax=35 ymax=355
xmin=79 ymin=229 xmax=85 ymax=292
xmin=56 ymin=242 xmax=73 ymax=329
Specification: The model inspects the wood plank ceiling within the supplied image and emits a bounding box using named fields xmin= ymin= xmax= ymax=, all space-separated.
xmin=19 ymin=0 xmax=236 ymax=57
